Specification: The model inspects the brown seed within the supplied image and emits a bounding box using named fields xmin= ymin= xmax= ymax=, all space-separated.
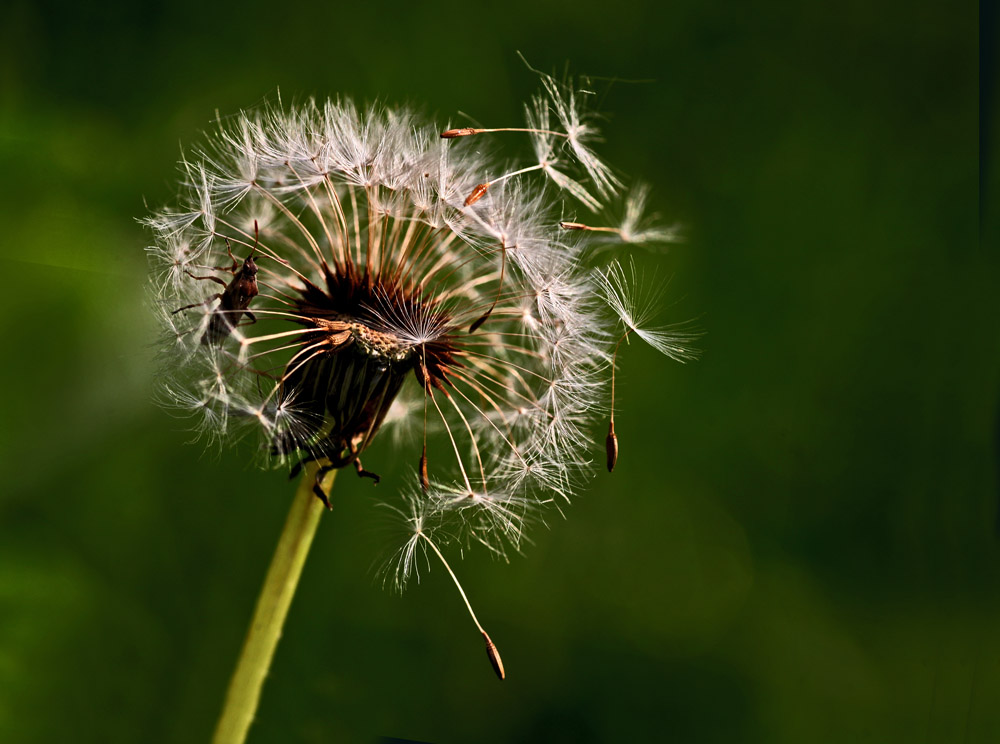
xmin=605 ymin=422 xmax=618 ymax=472
xmin=440 ymin=127 xmax=480 ymax=139
xmin=482 ymin=631 xmax=505 ymax=680
xmin=465 ymin=183 xmax=490 ymax=206
xmin=559 ymin=221 xmax=587 ymax=230
xmin=419 ymin=445 xmax=430 ymax=492
xmin=469 ymin=310 xmax=491 ymax=333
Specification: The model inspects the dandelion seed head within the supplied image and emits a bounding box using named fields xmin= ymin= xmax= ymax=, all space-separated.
xmin=147 ymin=71 xmax=695 ymax=599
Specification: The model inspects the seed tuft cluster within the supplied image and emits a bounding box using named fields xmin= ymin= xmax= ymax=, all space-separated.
xmin=146 ymin=69 xmax=696 ymax=606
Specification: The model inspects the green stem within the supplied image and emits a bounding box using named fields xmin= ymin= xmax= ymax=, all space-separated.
xmin=212 ymin=463 xmax=334 ymax=744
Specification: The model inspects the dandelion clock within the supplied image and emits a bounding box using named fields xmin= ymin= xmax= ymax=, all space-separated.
xmin=145 ymin=66 xmax=697 ymax=744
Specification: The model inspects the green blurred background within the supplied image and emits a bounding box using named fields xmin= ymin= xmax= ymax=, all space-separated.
xmin=0 ymin=1 xmax=991 ymax=742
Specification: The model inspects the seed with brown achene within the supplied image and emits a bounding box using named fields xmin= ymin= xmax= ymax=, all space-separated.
xmin=482 ymin=631 xmax=505 ymax=680
xmin=419 ymin=445 xmax=430 ymax=492
xmin=605 ymin=422 xmax=619 ymax=472
xmin=465 ymin=183 xmax=490 ymax=206
xmin=440 ymin=127 xmax=480 ymax=138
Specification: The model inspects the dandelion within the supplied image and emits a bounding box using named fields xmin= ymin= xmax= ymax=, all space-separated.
xmin=146 ymin=69 xmax=693 ymax=744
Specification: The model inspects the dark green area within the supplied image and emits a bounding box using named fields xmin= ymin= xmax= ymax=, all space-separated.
xmin=0 ymin=1 xmax=991 ymax=742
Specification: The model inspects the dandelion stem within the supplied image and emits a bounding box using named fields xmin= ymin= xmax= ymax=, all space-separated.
xmin=212 ymin=463 xmax=334 ymax=744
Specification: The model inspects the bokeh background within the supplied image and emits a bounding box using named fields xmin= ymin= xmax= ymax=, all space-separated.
xmin=0 ymin=1 xmax=991 ymax=742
